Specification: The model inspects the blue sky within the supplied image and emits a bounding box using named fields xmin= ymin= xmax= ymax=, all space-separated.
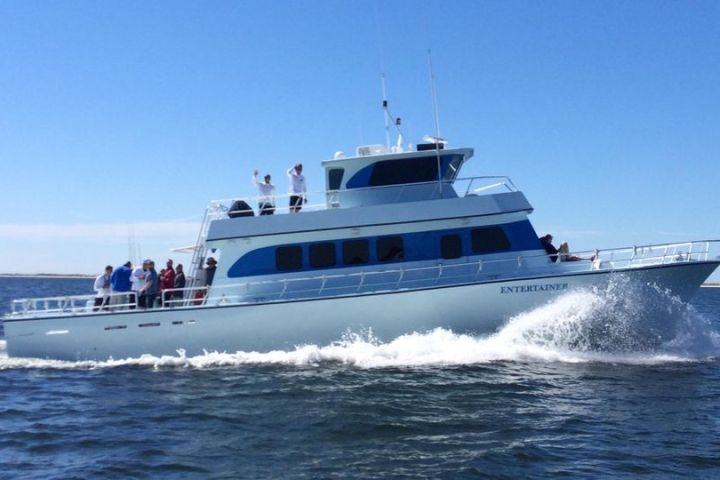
xmin=1 ymin=0 xmax=719 ymax=277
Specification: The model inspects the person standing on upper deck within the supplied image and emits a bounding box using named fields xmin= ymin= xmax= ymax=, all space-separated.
xmin=287 ymin=163 xmax=307 ymax=213
xmin=253 ymin=169 xmax=276 ymax=215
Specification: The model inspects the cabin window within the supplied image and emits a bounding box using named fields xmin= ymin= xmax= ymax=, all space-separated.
xmin=309 ymin=243 xmax=336 ymax=268
xmin=328 ymin=168 xmax=344 ymax=190
xmin=441 ymin=234 xmax=462 ymax=259
xmin=376 ymin=236 xmax=404 ymax=262
xmin=368 ymin=157 xmax=439 ymax=187
xmin=443 ymin=156 xmax=463 ymax=181
xmin=276 ymin=246 xmax=303 ymax=271
xmin=471 ymin=227 xmax=511 ymax=253
xmin=343 ymin=240 xmax=369 ymax=265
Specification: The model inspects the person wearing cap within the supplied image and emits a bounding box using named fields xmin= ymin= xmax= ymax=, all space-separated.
xmin=253 ymin=169 xmax=276 ymax=215
xmin=110 ymin=261 xmax=133 ymax=308
xmin=287 ymin=163 xmax=307 ymax=213
xmin=205 ymin=257 xmax=217 ymax=286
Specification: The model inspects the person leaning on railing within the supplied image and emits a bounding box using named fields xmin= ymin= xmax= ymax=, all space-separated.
xmin=93 ymin=265 xmax=113 ymax=311
xmin=110 ymin=261 xmax=133 ymax=308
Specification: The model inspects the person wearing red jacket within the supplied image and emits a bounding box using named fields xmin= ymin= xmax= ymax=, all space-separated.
xmin=161 ymin=259 xmax=176 ymax=305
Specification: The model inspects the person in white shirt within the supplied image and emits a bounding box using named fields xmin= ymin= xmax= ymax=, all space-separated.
xmin=287 ymin=163 xmax=307 ymax=213
xmin=130 ymin=265 xmax=146 ymax=309
xmin=252 ymin=169 xmax=276 ymax=215
xmin=93 ymin=265 xmax=113 ymax=311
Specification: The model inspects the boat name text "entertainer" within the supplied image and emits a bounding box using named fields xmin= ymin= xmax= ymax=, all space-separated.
xmin=500 ymin=283 xmax=569 ymax=294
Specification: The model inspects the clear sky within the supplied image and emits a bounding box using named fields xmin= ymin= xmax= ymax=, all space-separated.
xmin=1 ymin=0 xmax=719 ymax=278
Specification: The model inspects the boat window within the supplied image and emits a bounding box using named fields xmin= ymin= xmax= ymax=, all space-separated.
xmin=368 ymin=157 xmax=439 ymax=187
xmin=309 ymin=243 xmax=336 ymax=268
xmin=328 ymin=168 xmax=344 ymax=190
xmin=471 ymin=227 xmax=511 ymax=253
xmin=276 ymin=246 xmax=303 ymax=271
xmin=443 ymin=156 xmax=463 ymax=181
xmin=377 ymin=236 xmax=404 ymax=262
xmin=343 ymin=240 xmax=369 ymax=265
xmin=441 ymin=234 xmax=462 ymax=259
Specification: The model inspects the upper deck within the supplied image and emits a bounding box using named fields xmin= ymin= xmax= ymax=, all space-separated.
xmin=205 ymin=176 xmax=529 ymax=241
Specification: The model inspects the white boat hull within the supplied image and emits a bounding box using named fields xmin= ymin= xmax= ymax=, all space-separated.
xmin=3 ymin=261 xmax=718 ymax=360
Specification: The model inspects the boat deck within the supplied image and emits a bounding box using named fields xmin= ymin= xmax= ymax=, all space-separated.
xmin=7 ymin=240 xmax=719 ymax=320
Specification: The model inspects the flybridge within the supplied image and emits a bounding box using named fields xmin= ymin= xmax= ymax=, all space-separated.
xmin=320 ymin=146 xmax=474 ymax=208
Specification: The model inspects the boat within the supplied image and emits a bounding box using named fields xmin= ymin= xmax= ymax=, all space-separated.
xmin=3 ymin=139 xmax=719 ymax=360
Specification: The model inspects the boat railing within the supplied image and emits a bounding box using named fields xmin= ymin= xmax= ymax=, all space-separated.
xmin=8 ymin=240 xmax=718 ymax=318
xmin=10 ymin=291 xmax=140 ymax=317
xmin=205 ymin=176 xmax=518 ymax=218
xmin=176 ymin=240 xmax=718 ymax=305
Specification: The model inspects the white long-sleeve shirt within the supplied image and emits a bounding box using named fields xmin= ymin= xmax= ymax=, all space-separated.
xmin=131 ymin=267 xmax=145 ymax=292
xmin=252 ymin=173 xmax=276 ymax=206
xmin=287 ymin=167 xmax=307 ymax=196
xmin=94 ymin=273 xmax=111 ymax=298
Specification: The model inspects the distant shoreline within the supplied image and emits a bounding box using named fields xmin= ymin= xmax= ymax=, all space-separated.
xmin=0 ymin=273 xmax=94 ymax=279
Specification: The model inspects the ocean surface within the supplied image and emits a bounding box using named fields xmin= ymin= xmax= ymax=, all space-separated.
xmin=1 ymin=276 xmax=719 ymax=479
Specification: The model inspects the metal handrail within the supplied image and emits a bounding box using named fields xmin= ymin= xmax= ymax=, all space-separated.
xmin=207 ymin=176 xmax=518 ymax=217
xmin=8 ymin=240 xmax=719 ymax=318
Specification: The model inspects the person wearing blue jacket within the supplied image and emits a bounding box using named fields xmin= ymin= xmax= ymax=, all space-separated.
xmin=110 ymin=261 xmax=133 ymax=308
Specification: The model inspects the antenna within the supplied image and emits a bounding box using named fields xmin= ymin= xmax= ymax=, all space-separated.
xmin=380 ymin=74 xmax=405 ymax=152
xmin=381 ymin=74 xmax=391 ymax=151
xmin=427 ymin=49 xmax=442 ymax=142
xmin=427 ymin=49 xmax=443 ymax=195
xmin=127 ymin=224 xmax=135 ymax=264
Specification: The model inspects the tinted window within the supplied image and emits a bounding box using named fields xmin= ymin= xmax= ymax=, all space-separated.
xmin=276 ymin=246 xmax=303 ymax=271
xmin=343 ymin=240 xmax=369 ymax=265
xmin=328 ymin=168 xmax=344 ymax=190
xmin=443 ymin=155 xmax=463 ymax=181
xmin=309 ymin=243 xmax=336 ymax=268
xmin=441 ymin=234 xmax=462 ymax=259
xmin=369 ymin=157 xmax=439 ymax=186
xmin=377 ymin=236 xmax=404 ymax=262
xmin=471 ymin=227 xmax=511 ymax=253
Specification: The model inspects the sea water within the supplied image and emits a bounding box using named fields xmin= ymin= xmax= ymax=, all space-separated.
xmin=0 ymin=277 xmax=719 ymax=479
